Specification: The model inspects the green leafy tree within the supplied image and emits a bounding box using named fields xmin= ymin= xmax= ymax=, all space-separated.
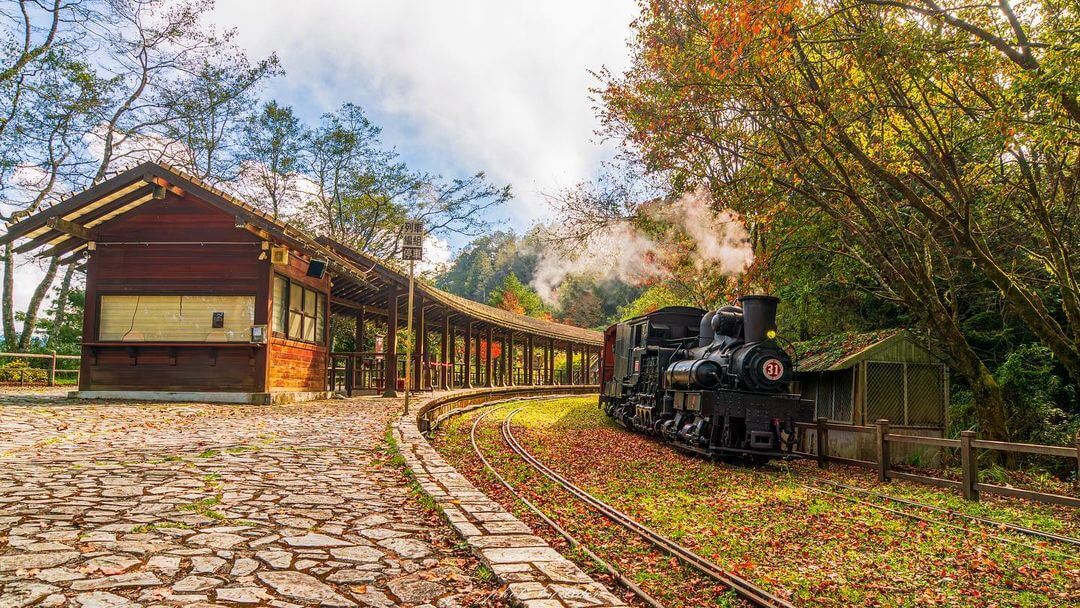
xmin=617 ymin=285 xmax=689 ymax=320
xmin=239 ymin=100 xmax=304 ymax=218
xmin=488 ymin=274 xmax=549 ymax=319
xmin=298 ymin=103 xmax=510 ymax=260
xmin=38 ymin=287 xmax=83 ymax=354
xmin=436 ymin=231 xmax=539 ymax=301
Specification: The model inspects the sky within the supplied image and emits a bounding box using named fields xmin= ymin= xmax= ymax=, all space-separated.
xmin=211 ymin=0 xmax=638 ymax=244
xmin=9 ymin=0 xmax=639 ymax=321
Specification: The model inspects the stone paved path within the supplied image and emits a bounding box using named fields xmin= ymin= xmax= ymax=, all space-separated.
xmin=0 ymin=392 xmax=507 ymax=608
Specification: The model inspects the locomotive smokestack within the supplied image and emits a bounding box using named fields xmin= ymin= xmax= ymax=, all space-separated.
xmin=738 ymin=295 xmax=779 ymax=343
xmin=698 ymin=311 xmax=715 ymax=346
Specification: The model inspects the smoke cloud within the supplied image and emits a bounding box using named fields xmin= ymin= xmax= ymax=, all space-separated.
xmin=531 ymin=188 xmax=754 ymax=304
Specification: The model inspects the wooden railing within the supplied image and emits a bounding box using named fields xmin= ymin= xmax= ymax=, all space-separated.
xmin=328 ymin=351 xmax=386 ymax=395
xmin=0 ymin=351 xmax=80 ymax=386
xmin=798 ymin=417 xmax=1080 ymax=508
xmin=331 ymin=353 xmax=600 ymax=395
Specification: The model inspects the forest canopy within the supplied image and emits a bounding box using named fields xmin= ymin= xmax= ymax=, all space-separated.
xmin=574 ymin=0 xmax=1078 ymax=442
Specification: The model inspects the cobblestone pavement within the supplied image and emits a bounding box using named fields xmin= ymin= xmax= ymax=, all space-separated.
xmin=0 ymin=392 xmax=507 ymax=608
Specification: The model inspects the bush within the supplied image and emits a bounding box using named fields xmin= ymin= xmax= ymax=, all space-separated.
xmin=0 ymin=359 xmax=48 ymax=383
xmin=950 ymin=344 xmax=1079 ymax=478
xmin=997 ymin=345 xmax=1078 ymax=446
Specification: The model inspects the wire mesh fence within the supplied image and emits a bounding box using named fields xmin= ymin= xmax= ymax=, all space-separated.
xmin=867 ymin=362 xmax=946 ymax=426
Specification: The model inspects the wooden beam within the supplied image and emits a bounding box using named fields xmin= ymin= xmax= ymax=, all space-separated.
xmin=38 ymin=237 xmax=89 ymax=259
xmin=57 ymin=247 xmax=87 ymax=266
xmin=0 ymin=165 xmax=149 ymax=246
xmin=147 ymin=175 xmax=185 ymax=198
xmin=45 ymin=217 xmax=91 ymax=241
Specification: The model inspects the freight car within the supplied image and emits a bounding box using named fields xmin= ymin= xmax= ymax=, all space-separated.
xmin=599 ymin=295 xmax=812 ymax=461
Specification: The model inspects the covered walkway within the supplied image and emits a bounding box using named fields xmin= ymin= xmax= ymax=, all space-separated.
xmin=323 ymin=237 xmax=602 ymax=396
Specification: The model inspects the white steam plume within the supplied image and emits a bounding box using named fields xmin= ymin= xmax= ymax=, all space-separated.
xmin=531 ymin=188 xmax=753 ymax=304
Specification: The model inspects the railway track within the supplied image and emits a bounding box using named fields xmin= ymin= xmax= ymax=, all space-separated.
xmin=500 ymin=406 xmax=795 ymax=608
xmin=450 ymin=396 xmax=1077 ymax=608
xmin=468 ymin=405 xmax=667 ymax=608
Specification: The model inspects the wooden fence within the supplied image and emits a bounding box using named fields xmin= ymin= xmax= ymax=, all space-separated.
xmin=798 ymin=417 xmax=1080 ymax=508
xmin=0 ymin=351 xmax=81 ymax=386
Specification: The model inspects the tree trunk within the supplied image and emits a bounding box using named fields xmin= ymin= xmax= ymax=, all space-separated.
xmin=17 ymin=257 xmax=59 ymax=350
xmin=2 ymin=243 xmax=15 ymax=350
xmin=937 ymin=317 xmax=1009 ymax=441
xmin=48 ymin=263 xmax=75 ymax=346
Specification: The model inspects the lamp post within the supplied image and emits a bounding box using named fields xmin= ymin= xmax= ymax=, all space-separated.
xmin=401 ymin=220 xmax=424 ymax=416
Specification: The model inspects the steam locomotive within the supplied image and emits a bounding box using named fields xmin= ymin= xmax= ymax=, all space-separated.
xmin=599 ymin=295 xmax=812 ymax=461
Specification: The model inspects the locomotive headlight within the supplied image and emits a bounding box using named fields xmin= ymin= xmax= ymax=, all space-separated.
xmin=766 ymin=329 xmax=777 ymax=339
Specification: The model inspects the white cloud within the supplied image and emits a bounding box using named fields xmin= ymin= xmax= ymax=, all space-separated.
xmin=209 ymin=0 xmax=636 ymax=232
xmin=417 ymin=234 xmax=451 ymax=275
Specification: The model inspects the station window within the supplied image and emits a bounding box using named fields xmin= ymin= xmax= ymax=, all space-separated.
xmin=271 ymin=275 xmax=326 ymax=345
xmin=98 ymin=295 xmax=255 ymax=342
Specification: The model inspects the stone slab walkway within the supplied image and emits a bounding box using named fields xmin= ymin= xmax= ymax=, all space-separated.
xmin=393 ymin=417 xmax=627 ymax=608
xmin=0 ymin=391 xmax=507 ymax=608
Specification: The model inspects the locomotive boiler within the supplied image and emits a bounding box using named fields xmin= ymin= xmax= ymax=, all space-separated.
xmin=599 ymin=295 xmax=812 ymax=460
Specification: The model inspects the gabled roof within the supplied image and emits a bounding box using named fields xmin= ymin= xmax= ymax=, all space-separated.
xmin=0 ymin=162 xmax=376 ymax=287
xmin=792 ymin=328 xmax=908 ymax=372
xmin=2 ymin=162 xmax=602 ymax=345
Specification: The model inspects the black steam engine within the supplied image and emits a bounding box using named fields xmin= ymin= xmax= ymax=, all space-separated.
xmin=599 ymin=295 xmax=812 ymax=461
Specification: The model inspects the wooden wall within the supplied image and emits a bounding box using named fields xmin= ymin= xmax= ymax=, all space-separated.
xmin=82 ymin=346 xmax=260 ymax=392
xmin=267 ymin=338 xmax=327 ymax=391
xmin=80 ymin=192 xmax=271 ymax=393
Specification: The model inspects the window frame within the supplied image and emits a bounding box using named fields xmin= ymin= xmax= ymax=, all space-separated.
xmin=271 ymin=274 xmax=327 ymax=346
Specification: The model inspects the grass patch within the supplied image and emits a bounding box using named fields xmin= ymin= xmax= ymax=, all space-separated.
xmin=384 ymin=426 xmax=441 ymax=515
xmin=196 ymin=449 xmax=219 ymax=458
xmin=436 ymin=396 xmax=1080 ymax=608
xmin=131 ymin=521 xmax=193 ymax=533
xmin=474 ymin=563 xmax=496 ymax=583
xmin=177 ymin=495 xmax=225 ymax=520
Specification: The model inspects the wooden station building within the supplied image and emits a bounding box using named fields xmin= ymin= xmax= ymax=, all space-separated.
xmin=0 ymin=162 xmax=602 ymax=404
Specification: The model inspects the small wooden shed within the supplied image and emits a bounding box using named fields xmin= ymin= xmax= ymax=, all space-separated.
xmin=791 ymin=329 xmax=949 ymax=429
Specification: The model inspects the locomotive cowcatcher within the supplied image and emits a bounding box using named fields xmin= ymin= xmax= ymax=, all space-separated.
xmin=599 ymin=295 xmax=812 ymax=461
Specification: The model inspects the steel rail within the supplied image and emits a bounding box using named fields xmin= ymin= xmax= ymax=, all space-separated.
xmin=467 ymin=404 xmax=666 ymax=608
xmin=502 ymin=407 xmax=794 ymax=608
xmin=801 ymin=478 xmax=1080 ymax=554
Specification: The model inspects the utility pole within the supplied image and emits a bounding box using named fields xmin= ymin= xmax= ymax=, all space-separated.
xmin=401 ymin=220 xmax=424 ymax=416
xmin=404 ymin=258 xmax=415 ymax=415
